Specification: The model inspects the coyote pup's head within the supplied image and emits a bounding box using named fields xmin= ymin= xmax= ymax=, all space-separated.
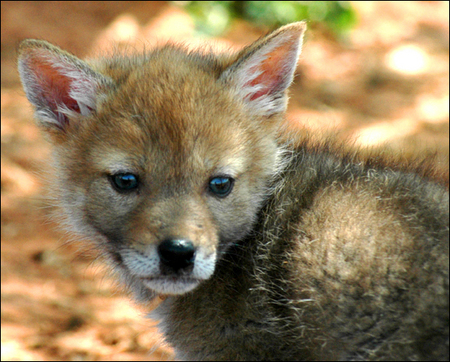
xmin=18 ymin=23 xmax=305 ymax=298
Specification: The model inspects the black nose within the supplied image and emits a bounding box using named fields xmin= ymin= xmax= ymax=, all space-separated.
xmin=158 ymin=239 xmax=196 ymax=272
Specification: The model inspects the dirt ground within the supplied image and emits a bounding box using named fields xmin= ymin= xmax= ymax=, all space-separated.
xmin=1 ymin=2 xmax=448 ymax=361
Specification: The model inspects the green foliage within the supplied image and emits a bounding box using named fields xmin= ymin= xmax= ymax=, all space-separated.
xmin=173 ymin=1 xmax=357 ymax=38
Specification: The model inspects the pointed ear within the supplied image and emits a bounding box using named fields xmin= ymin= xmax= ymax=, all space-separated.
xmin=18 ymin=40 xmax=113 ymax=135
xmin=220 ymin=22 xmax=306 ymax=117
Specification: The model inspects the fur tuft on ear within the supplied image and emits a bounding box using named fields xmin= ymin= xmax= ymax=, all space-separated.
xmin=220 ymin=22 xmax=306 ymax=117
xmin=18 ymin=40 xmax=112 ymax=133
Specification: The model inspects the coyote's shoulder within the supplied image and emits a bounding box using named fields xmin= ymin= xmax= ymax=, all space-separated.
xmin=18 ymin=22 xmax=449 ymax=360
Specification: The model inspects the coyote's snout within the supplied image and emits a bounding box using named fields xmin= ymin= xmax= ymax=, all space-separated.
xmin=120 ymin=194 xmax=220 ymax=295
xmin=19 ymin=21 xmax=448 ymax=361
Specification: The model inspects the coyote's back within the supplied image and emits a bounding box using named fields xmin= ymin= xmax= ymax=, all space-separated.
xmin=18 ymin=22 xmax=448 ymax=360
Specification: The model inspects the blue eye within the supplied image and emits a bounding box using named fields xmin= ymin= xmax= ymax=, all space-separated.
xmin=209 ymin=177 xmax=234 ymax=198
xmin=110 ymin=173 xmax=139 ymax=192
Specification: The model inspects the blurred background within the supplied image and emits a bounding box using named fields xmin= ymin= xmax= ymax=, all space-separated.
xmin=1 ymin=1 xmax=448 ymax=360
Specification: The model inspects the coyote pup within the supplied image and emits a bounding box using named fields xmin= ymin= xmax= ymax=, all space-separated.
xmin=19 ymin=22 xmax=448 ymax=360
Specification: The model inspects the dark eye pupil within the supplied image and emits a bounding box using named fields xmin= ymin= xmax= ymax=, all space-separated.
xmin=111 ymin=173 xmax=138 ymax=192
xmin=209 ymin=177 xmax=233 ymax=197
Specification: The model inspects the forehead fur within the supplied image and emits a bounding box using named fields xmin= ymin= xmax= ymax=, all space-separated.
xmin=77 ymin=46 xmax=259 ymax=176
xmin=99 ymin=46 xmax=243 ymax=124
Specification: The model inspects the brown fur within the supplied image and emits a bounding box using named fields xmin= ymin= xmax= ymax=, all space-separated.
xmin=18 ymin=22 xmax=448 ymax=360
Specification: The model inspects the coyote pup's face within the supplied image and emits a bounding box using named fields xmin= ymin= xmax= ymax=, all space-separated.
xmin=18 ymin=23 xmax=305 ymax=297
